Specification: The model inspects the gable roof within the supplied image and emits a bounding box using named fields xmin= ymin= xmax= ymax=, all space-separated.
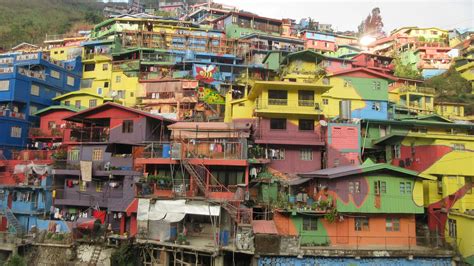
xmin=298 ymin=159 xmax=424 ymax=179
xmin=53 ymin=91 xmax=105 ymax=101
xmin=328 ymin=67 xmax=397 ymax=81
xmin=64 ymin=102 xmax=175 ymax=123
xmin=34 ymin=105 xmax=83 ymax=116
xmin=284 ymin=50 xmax=354 ymax=63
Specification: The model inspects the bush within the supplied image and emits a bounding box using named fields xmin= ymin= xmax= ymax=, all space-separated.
xmin=110 ymin=243 xmax=142 ymax=266
xmin=3 ymin=254 xmax=26 ymax=266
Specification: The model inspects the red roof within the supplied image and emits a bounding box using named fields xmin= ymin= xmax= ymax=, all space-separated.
xmin=252 ymin=220 xmax=279 ymax=235
xmin=64 ymin=102 xmax=175 ymax=123
xmin=329 ymin=67 xmax=397 ymax=80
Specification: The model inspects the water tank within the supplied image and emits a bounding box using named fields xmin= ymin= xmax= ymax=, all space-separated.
xmin=339 ymin=100 xmax=352 ymax=120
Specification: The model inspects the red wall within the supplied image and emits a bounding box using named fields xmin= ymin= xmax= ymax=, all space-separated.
xmin=39 ymin=110 xmax=76 ymax=136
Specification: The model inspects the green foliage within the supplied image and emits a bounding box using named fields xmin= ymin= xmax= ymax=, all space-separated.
xmin=0 ymin=0 xmax=104 ymax=48
xmin=110 ymin=243 xmax=142 ymax=266
xmin=392 ymin=55 xmax=422 ymax=80
xmin=423 ymin=66 xmax=474 ymax=115
xmin=3 ymin=254 xmax=26 ymax=266
xmin=324 ymin=208 xmax=338 ymax=223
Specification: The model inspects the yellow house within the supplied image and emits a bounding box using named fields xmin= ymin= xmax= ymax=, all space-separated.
xmin=391 ymin=27 xmax=449 ymax=43
xmin=446 ymin=212 xmax=474 ymax=265
xmin=53 ymin=91 xmax=112 ymax=109
xmin=46 ymin=36 xmax=86 ymax=61
xmin=434 ymin=102 xmax=466 ymax=119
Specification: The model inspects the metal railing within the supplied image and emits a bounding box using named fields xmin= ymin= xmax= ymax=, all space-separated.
xmin=67 ymin=127 xmax=109 ymax=142
xmin=256 ymin=99 xmax=323 ymax=113
xmin=139 ymin=141 xmax=246 ymax=160
xmin=11 ymin=150 xmax=54 ymax=161
xmin=0 ymin=109 xmax=26 ymax=120
xmin=17 ymin=68 xmax=46 ymax=80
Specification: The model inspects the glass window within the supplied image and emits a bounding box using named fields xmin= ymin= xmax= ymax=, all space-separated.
xmin=48 ymin=121 xmax=56 ymax=130
xmin=79 ymin=181 xmax=87 ymax=192
xmin=115 ymin=75 xmax=121 ymax=83
xmin=349 ymin=182 xmax=354 ymax=194
xmin=466 ymin=177 xmax=472 ymax=194
xmin=299 ymin=119 xmax=314 ymax=131
xmin=372 ymin=81 xmax=381 ymax=90
xmin=375 ymin=181 xmax=387 ymax=195
xmin=448 ymin=219 xmax=457 ymax=238
xmin=386 ymin=218 xmax=400 ymax=232
xmin=400 ymin=182 xmax=405 ymax=194
xmin=452 ymin=143 xmax=465 ymax=151
xmin=80 ymin=79 xmax=93 ymax=88
xmin=102 ymin=64 xmax=109 ymax=71
xmin=67 ymin=76 xmax=74 ymax=86
xmin=84 ymin=64 xmax=95 ymax=72
xmin=75 ymin=100 xmax=81 ymax=109
xmin=68 ymin=148 xmax=80 ymax=161
xmin=92 ymin=148 xmax=103 ymax=161
xmin=344 ymin=80 xmax=352 ymax=87
xmin=300 ymin=148 xmax=313 ymax=161
xmin=298 ymin=90 xmax=314 ymax=106
xmin=0 ymin=80 xmax=10 ymax=91
xmin=270 ymin=118 xmax=286 ymax=130
xmin=269 ymin=148 xmax=285 ymax=160
xmin=97 ymin=87 xmax=103 ymax=95
xmin=50 ymin=70 xmax=60 ymax=79
xmin=303 ymin=217 xmax=318 ymax=231
xmin=104 ymin=82 xmax=109 ymax=88
xmin=268 ymin=90 xmax=287 ymax=105
xmin=122 ymin=120 xmax=134 ymax=133
xmin=31 ymin=85 xmax=40 ymax=96
xmin=89 ymin=99 xmax=97 ymax=108
xmin=10 ymin=126 xmax=22 ymax=138
xmin=322 ymin=99 xmax=329 ymax=105
xmin=95 ymin=182 xmax=104 ymax=192
xmin=29 ymin=105 xmax=38 ymax=115
xmin=64 ymin=101 xmax=70 ymax=106
xmin=355 ymin=217 xmax=369 ymax=231
xmin=355 ymin=181 xmax=360 ymax=193
xmin=393 ymin=144 xmax=401 ymax=159
xmin=372 ymin=102 xmax=381 ymax=111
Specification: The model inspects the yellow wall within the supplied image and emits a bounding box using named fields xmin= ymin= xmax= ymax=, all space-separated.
xmin=445 ymin=213 xmax=474 ymax=264
xmin=434 ymin=104 xmax=465 ymax=118
xmin=49 ymin=46 xmax=83 ymax=61
xmin=58 ymin=95 xmax=106 ymax=109
xmin=110 ymin=71 xmax=139 ymax=107
xmin=322 ymin=77 xmax=367 ymax=118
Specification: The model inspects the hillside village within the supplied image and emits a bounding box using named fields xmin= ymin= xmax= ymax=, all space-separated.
xmin=0 ymin=0 xmax=473 ymax=265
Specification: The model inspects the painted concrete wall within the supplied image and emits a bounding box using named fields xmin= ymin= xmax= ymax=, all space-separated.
xmin=258 ymin=256 xmax=451 ymax=266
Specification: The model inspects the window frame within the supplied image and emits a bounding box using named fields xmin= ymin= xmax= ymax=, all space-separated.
xmin=298 ymin=119 xmax=314 ymax=131
xmin=270 ymin=118 xmax=286 ymax=130
xmin=302 ymin=217 xmax=318 ymax=231
xmin=122 ymin=120 xmax=134 ymax=133
xmin=355 ymin=217 xmax=369 ymax=231
xmin=386 ymin=217 xmax=400 ymax=232
xmin=92 ymin=148 xmax=103 ymax=161
xmin=31 ymin=84 xmax=40 ymax=96
xmin=299 ymin=148 xmax=313 ymax=161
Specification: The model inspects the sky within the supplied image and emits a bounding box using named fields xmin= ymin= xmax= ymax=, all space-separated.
xmin=213 ymin=0 xmax=473 ymax=33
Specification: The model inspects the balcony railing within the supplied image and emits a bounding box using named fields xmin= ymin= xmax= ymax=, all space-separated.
xmin=11 ymin=150 xmax=55 ymax=161
xmin=0 ymin=110 xmax=25 ymax=120
xmin=399 ymin=86 xmax=436 ymax=94
xmin=53 ymin=160 xmax=109 ymax=171
xmin=29 ymin=128 xmax=64 ymax=138
xmin=17 ymin=68 xmax=46 ymax=80
xmin=268 ymin=99 xmax=288 ymax=105
xmin=256 ymin=99 xmax=323 ymax=114
xmin=67 ymin=127 xmax=109 ymax=143
xmin=0 ymin=67 xmax=14 ymax=74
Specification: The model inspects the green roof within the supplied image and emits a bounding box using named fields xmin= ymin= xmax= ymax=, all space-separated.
xmin=34 ymin=105 xmax=83 ymax=116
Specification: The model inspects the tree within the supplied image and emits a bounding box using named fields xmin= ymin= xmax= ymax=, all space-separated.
xmin=392 ymin=56 xmax=422 ymax=80
xmin=358 ymin=7 xmax=385 ymax=38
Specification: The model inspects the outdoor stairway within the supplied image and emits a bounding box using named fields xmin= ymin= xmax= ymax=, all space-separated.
xmin=88 ymin=245 xmax=102 ymax=266
xmin=4 ymin=207 xmax=24 ymax=236
xmin=181 ymin=159 xmax=252 ymax=224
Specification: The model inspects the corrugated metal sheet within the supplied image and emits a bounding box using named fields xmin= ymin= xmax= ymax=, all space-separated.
xmin=252 ymin=220 xmax=278 ymax=235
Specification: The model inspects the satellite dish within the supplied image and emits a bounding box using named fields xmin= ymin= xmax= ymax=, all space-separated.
xmin=319 ymin=120 xmax=328 ymax=127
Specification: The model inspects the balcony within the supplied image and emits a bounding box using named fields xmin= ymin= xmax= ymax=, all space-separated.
xmin=11 ymin=150 xmax=55 ymax=161
xmin=0 ymin=67 xmax=14 ymax=74
xmin=140 ymin=53 xmax=175 ymax=64
xmin=0 ymin=110 xmax=26 ymax=120
xmin=255 ymin=99 xmax=323 ymax=116
xmin=29 ymin=128 xmax=64 ymax=139
xmin=17 ymin=68 xmax=46 ymax=81
xmin=111 ymin=60 xmax=140 ymax=72
xmin=399 ymin=86 xmax=436 ymax=95
xmin=66 ymin=127 xmax=109 ymax=143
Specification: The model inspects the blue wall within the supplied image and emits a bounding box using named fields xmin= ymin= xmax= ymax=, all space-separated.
xmin=258 ymin=257 xmax=452 ymax=266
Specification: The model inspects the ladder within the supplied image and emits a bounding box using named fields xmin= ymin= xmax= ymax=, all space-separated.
xmin=4 ymin=208 xmax=23 ymax=236
xmin=88 ymin=245 xmax=102 ymax=266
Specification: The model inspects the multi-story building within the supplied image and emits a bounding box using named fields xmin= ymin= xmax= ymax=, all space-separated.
xmin=0 ymin=52 xmax=82 ymax=158
xmin=300 ymin=30 xmax=337 ymax=53
xmin=211 ymin=11 xmax=282 ymax=39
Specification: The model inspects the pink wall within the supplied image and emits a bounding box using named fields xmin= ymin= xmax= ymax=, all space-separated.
xmin=304 ymin=39 xmax=337 ymax=52
xmin=39 ymin=110 xmax=76 ymax=136
xmin=269 ymin=145 xmax=322 ymax=174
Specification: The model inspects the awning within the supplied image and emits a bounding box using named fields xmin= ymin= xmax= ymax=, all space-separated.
xmin=252 ymin=220 xmax=278 ymax=235
xmin=137 ymin=199 xmax=221 ymax=222
xmin=286 ymin=177 xmax=312 ymax=186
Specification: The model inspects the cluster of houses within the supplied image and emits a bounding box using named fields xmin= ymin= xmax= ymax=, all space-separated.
xmin=0 ymin=2 xmax=473 ymax=265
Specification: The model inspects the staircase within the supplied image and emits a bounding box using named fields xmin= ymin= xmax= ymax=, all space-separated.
xmin=181 ymin=159 xmax=251 ymax=224
xmin=4 ymin=208 xmax=24 ymax=236
xmin=88 ymin=245 xmax=102 ymax=266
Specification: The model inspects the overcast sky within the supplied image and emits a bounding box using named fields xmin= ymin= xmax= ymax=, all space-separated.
xmin=213 ymin=0 xmax=473 ymax=33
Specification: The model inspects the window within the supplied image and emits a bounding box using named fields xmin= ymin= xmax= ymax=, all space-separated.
xmin=75 ymin=100 xmax=81 ymax=109
xmin=344 ymin=80 xmax=352 ymax=87
xmin=31 ymin=85 xmax=40 ymax=96
xmin=67 ymin=76 xmax=74 ymax=86
xmin=372 ymin=81 xmax=381 ymax=90
xmin=48 ymin=121 xmax=56 ymax=130
xmin=64 ymin=101 xmax=70 ymax=106
xmin=29 ymin=105 xmax=38 ymax=115
xmin=130 ymin=92 xmax=134 ymax=97
xmin=322 ymin=77 xmax=330 ymax=85
xmin=115 ymin=75 xmax=121 ymax=83
xmin=104 ymin=82 xmax=109 ymax=88
xmin=79 ymin=181 xmax=87 ymax=192
xmin=322 ymin=99 xmax=329 ymax=105
xmin=80 ymin=79 xmax=93 ymax=88
xmin=50 ymin=70 xmax=60 ymax=79
xmin=97 ymin=88 xmax=103 ymax=95
xmin=386 ymin=218 xmax=400 ymax=232
xmin=0 ymin=80 xmax=10 ymax=91
xmin=300 ymin=148 xmax=313 ymax=161
xmin=334 ymin=158 xmax=340 ymax=167
xmin=453 ymin=143 xmax=465 ymax=151
xmin=117 ymin=90 xmax=125 ymax=99
xmin=68 ymin=148 xmax=80 ymax=161
xmin=393 ymin=144 xmax=401 ymax=159
xmin=84 ymin=64 xmax=95 ymax=72
xmin=102 ymin=64 xmax=109 ymax=71
xmin=374 ymin=180 xmax=387 ymax=195
xmin=349 ymin=181 xmax=361 ymax=194
xmin=270 ymin=148 xmax=285 ymax=160
xmin=299 ymin=119 xmax=314 ymax=131
xmin=10 ymin=126 xmax=22 ymax=138
xmin=303 ymin=217 xmax=318 ymax=231
xmin=400 ymin=182 xmax=412 ymax=194
xmin=355 ymin=217 xmax=369 ymax=231
xmin=437 ymin=176 xmax=443 ymax=195
xmin=298 ymin=90 xmax=313 ymax=106
xmin=122 ymin=120 xmax=134 ymax=133
xmin=92 ymin=148 xmax=103 ymax=161
xmin=466 ymin=177 xmax=472 ymax=194
xmin=448 ymin=219 xmax=457 ymax=238
xmin=270 ymin=118 xmax=286 ymax=130
xmin=268 ymin=90 xmax=287 ymax=105
xmin=95 ymin=182 xmax=104 ymax=192
xmin=89 ymin=99 xmax=97 ymax=108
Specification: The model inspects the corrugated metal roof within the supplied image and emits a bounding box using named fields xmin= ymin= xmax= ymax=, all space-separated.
xmin=252 ymin=220 xmax=278 ymax=235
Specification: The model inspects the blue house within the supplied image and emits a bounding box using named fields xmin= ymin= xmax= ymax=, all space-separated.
xmin=0 ymin=52 xmax=82 ymax=158
xmin=0 ymin=175 xmax=53 ymax=234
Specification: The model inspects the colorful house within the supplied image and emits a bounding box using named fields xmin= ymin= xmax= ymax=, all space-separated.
xmin=434 ymin=102 xmax=466 ymax=119
xmin=211 ymin=11 xmax=282 ymax=38
xmin=300 ymin=30 xmax=337 ymax=53
xmin=274 ymin=159 xmax=429 ymax=248
xmin=0 ymin=51 xmax=82 ymax=158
